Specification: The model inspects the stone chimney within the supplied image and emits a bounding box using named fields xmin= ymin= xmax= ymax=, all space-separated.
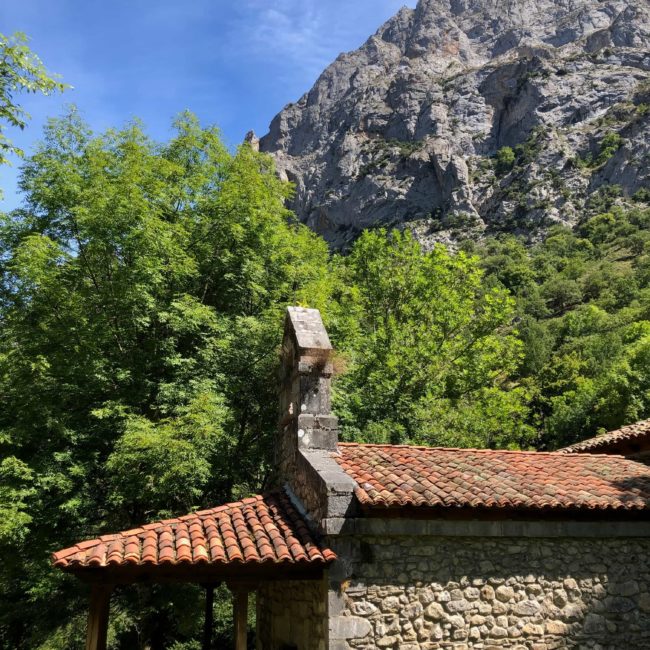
xmin=277 ymin=307 xmax=354 ymax=526
xmin=277 ymin=307 xmax=339 ymax=472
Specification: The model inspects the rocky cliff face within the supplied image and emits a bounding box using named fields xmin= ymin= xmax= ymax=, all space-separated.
xmin=260 ymin=0 xmax=650 ymax=249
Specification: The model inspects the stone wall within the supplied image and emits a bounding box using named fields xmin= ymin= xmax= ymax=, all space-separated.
xmin=284 ymin=449 xmax=357 ymax=528
xmin=328 ymin=534 xmax=650 ymax=649
xmin=257 ymin=578 xmax=327 ymax=650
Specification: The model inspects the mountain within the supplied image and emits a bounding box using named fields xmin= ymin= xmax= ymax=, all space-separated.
xmin=259 ymin=0 xmax=650 ymax=249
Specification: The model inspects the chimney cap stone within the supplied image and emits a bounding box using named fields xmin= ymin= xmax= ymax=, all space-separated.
xmin=285 ymin=306 xmax=332 ymax=354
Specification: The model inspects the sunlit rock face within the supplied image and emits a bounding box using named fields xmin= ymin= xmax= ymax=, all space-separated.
xmin=260 ymin=0 xmax=650 ymax=249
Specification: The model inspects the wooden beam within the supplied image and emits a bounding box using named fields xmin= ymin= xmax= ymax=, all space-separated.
xmin=85 ymin=584 xmax=112 ymax=650
xmin=70 ymin=562 xmax=326 ymax=585
xmin=233 ymin=588 xmax=249 ymax=650
xmin=202 ymin=584 xmax=214 ymax=650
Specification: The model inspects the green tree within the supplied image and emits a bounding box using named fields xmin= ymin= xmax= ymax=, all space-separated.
xmin=595 ymin=131 xmax=623 ymax=166
xmin=330 ymin=229 xmax=532 ymax=449
xmin=495 ymin=146 xmax=515 ymax=174
xmin=0 ymin=31 xmax=67 ymax=165
xmin=0 ymin=110 xmax=331 ymax=649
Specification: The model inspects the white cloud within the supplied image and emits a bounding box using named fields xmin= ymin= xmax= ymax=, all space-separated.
xmin=229 ymin=0 xmax=416 ymax=81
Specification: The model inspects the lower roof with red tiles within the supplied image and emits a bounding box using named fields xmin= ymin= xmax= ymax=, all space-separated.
xmin=561 ymin=419 xmax=650 ymax=455
xmin=52 ymin=490 xmax=335 ymax=575
xmin=333 ymin=443 xmax=650 ymax=514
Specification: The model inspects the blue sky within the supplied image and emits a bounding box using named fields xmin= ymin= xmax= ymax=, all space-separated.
xmin=0 ymin=0 xmax=415 ymax=209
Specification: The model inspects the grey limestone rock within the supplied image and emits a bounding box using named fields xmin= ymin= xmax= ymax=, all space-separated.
xmin=260 ymin=0 xmax=650 ymax=249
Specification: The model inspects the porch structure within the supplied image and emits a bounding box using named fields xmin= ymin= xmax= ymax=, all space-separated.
xmin=52 ymin=490 xmax=335 ymax=650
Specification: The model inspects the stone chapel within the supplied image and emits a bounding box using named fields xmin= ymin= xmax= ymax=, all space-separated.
xmin=55 ymin=307 xmax=650 ymax=649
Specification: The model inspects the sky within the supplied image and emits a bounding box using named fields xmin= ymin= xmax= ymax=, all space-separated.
xmin=0 ymin=0 xmax=416 ymax=210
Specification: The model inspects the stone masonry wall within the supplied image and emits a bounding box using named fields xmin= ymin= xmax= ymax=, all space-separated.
xmin=328 ymin=535 xmax=650 ymax=649
xmin=257 ymin=578 xmax=327 ymax=650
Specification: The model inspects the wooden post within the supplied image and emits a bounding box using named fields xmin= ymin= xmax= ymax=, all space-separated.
xmin=85 ymin=584 xmax=112 ymax=650
xmin=202 ymin=584 xmax=214 ymax=650
xmin=233 ymin=588 xmax=249 ymax=650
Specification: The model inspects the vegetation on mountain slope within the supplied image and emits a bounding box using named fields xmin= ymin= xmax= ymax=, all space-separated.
xmin=471 ymin=191 xmax=650 ymax=450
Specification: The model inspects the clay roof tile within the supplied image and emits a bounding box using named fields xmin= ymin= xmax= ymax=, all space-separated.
xmin=334 ymin=443 xmax=650 ymax=514
xmin=52 ymin=489 xmax=335 ymax=573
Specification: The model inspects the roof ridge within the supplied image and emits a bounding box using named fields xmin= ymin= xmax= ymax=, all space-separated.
xmin=123 ymin=493 xmax=270 ymax=529
xmin=337 ymin=442 xmax=626 ymax=458
xmin=609 ymin=417 xmax=650 ymax=432
xmin=561 ymin=417 xmax=650 ymax=453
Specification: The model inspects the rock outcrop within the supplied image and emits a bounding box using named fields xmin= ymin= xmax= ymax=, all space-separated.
xmin=260 ymin=0 xmax=650 ymax=248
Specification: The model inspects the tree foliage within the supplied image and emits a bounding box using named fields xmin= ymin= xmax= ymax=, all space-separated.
xmin=0 ymin=110 xmax=330 ymax=648
xmin=330 ymin=229 xmax=531 ymax=449
xmin=0 ymin=31 xmax=67 ymax=165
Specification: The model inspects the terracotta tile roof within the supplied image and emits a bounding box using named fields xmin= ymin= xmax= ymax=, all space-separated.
xmin=561 ymin=419 xmax=650 ymax=454
xmin=334 ymin=443 xmax=650 ymax=513
xmin=52 ymin=490 xmax=335 ymax=572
